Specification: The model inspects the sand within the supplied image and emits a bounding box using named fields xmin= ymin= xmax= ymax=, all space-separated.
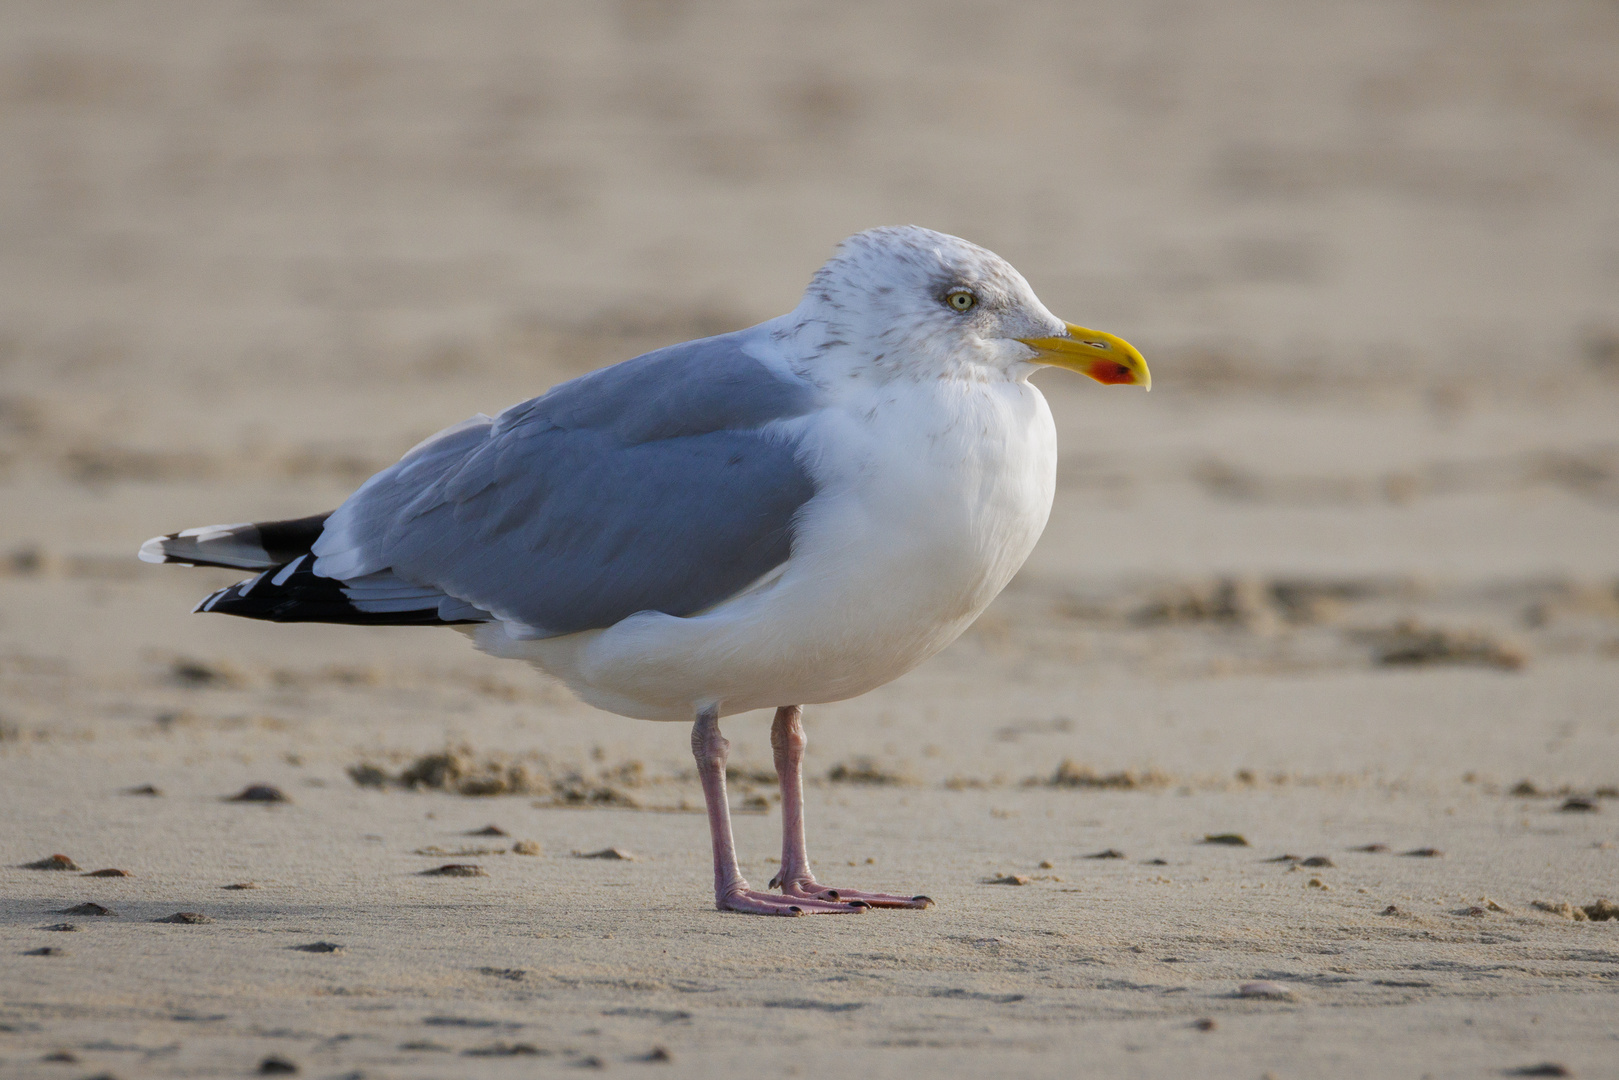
xmin=3 ymin=2 xmax=1618 ymax=1077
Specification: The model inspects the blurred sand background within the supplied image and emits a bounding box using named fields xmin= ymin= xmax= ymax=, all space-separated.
xmin=2 ymin=2 xmax=1618 ymax=1077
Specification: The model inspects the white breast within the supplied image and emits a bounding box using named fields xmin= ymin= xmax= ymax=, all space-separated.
xmin=479 ymin=373 xmax=1058 ymax=721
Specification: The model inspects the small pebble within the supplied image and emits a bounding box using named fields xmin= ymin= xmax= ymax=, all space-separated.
xmin=1142 ymin=858 xmax=1168 ymax=866
xmin=257 ymin=1056 xmax=299 ymax=1075
xmin=1192 ymin=1018 xmax=1217 ymax=1032
xmin=1380 ymin=905 xmax=1402 ymax=916
xmin=1238 ymin=980 xmax=1297 ymax=1000
xmin=1300 ymin=856 xmax=1334 ymax=867
xmin=42 ymin=923 xmax=79 ymax=932
xmin=23 ymin=854 xmax=80 ymax=871
xmin=1508 ymin=1065 xmax=1572 ymax=1078
xmin=1203 ymin=833 xmax=1249 ymax=846
xmin=643 ymin=1046 xmax=673 ymax=1062
xmin=222 ymin=882 xmax=259 ymax=890
xmin=347 ymin=764 xmax=390 ymax=788
xmin=84 ymin=868 xmax=131 ymax=877
xmin=58 ymin=902 xmax=116 ymax=916
xmin=1401 ymin=847 xmax=1443 ymax=858
xmin=1351 ymin=843 xmax=1389 ymax=853
xmin=292 ymin=941 xmax=344 ymax=953
xmin=123 ymin=784 xmax=162 ymax=796
xmin=421 ymin=864 xmax=489 ymax=877
xmin=511 ymin=840 xmax=542 ymax=856
xmin=171 ymin=657 xmax=238 ymax=685
xmin=227 ymin=784 xmax=290 ymax=803
xmin=1560 ymin=798 xmax=1597 ymax=813
xmin=986 ymin=874 xmax=1029 ymax=885
xmin=25 ymin=946 xmax=66 ymax=956
xmin=1085 ymin=849 xmax=1126 ymax=859
xmin=573 ymin=848 xmax=635 ymax=861
xmin=1038 ymin=859 xmax=1055 ymax=869
xmin=154 ymin=911 xmax=212 ymax=924
xmin=41 ymin=1050 xmax=78 ymax=1062
xmin=469 ymin=825 xmax=508 ymax=836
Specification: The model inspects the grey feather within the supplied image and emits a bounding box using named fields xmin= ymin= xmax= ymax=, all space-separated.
xmin=312 ymin=329 xmax=819 ymax=637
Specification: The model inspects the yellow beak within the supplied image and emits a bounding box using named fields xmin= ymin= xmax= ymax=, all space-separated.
xmin=1016 ymin=323 xmax=1150 ymax=390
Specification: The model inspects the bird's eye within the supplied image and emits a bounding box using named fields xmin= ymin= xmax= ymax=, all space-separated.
xmin=946 ymin=290 xmax=976 ymax=312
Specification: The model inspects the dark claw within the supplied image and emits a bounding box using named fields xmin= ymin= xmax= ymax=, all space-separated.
xmin=848 ymin=900 xmax=871 ymax=909
xmin=912 ymin=895 xmax=934 ymax=905
xmin=821 ymin=890 xmax=841 ymax=900
xmin=768 ymin=873 xmax=781 ymax=888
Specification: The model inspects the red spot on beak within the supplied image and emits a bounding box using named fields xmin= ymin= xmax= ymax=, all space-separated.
xmin=1090 ymin=361 xmax=1136 ymax=385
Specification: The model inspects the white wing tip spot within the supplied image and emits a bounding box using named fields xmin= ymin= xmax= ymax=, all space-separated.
xmin=138 ymin=536 xmax=171 ymax=564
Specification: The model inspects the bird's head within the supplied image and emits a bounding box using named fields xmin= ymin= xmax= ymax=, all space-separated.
xmin=793 ymin=225 xmax=1149 ymax=389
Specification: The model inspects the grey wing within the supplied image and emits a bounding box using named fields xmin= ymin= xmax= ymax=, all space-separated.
xmin=311 ymin=330 xmax=819 ymax=637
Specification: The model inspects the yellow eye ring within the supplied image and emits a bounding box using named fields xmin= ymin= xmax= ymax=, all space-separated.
xmin=946 ymin=290 xmax=976 ymax=312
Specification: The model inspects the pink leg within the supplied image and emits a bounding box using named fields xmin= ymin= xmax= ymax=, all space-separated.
xmin=767 ymin=706 xmax=933 ymax=910
xmin=691 ymin=706 xmax=863 ymax=916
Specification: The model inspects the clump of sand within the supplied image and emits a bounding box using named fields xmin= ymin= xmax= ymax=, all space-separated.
xmin=1531 ymin=899 xmax=1619 ymax=921
xmin=348 ymin=746 xmax=650 ymax=803
xmin=1354 ymin=620 xmax=1524 ymax=670
xmin=1029 ymin=760 xmax=1170 ymax=790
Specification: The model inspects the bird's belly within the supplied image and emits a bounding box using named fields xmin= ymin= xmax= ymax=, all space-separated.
xmin=490 ymin=379 xmax=1057 ymax=720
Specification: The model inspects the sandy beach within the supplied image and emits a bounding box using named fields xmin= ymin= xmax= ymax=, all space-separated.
xmin=3 ymin=2 xmax=1618 ymax=1077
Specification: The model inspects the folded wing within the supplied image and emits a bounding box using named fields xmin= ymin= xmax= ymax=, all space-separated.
xmin=203 ymin=330 xmax=821 ymax=636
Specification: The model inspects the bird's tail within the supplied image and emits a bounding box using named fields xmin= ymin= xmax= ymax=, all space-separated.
xmin=140 ymin=512 xmax=487 ymax=626
xmin=138 ymin=513 xmax=331 ymax=571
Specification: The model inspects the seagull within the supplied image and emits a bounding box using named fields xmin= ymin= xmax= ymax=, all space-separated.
xmin=140 ymin=226 xmax=1149 ymax=916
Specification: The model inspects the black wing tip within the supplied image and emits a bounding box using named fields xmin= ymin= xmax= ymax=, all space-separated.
xmin=196 ymin=559 xmax=477 ymax=627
